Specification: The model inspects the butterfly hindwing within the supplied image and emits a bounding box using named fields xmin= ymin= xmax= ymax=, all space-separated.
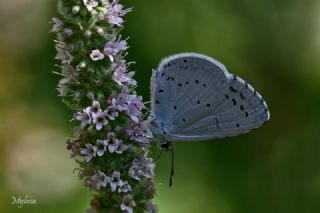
xmin=169 ymin=74 xmax=270 ymax=141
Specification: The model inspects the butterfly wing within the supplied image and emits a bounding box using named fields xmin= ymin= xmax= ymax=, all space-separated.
xmin=151 ymin=53 xmax=229 ymax=138
xmin=150 ymin=53 xmax=270 ymax=141
xmin=168 ymin=74 xmax=270 ymax=141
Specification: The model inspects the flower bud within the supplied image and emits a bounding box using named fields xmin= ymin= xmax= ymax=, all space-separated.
xmin=72 ymin=6 xmax=80 ymax=14
xmin=96 ymin=27 xmax=104 ymax=35
xmin=84 ymin=30 xmax=92 ymax=38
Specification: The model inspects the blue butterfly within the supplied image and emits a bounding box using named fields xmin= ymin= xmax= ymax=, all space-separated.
xmin=148 ymin=53 xmax=270 ymax=186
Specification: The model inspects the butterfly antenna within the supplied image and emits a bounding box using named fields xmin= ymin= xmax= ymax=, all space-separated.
xmin=169 ymin=142 xmax=175 ymax=188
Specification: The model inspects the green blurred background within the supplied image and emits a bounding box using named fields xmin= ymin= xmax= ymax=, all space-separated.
xmin=1 ymin=0 xmax=320 ymax=212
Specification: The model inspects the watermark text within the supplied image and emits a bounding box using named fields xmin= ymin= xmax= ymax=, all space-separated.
xmin=11 ymin=195 xmax=36 ymax=208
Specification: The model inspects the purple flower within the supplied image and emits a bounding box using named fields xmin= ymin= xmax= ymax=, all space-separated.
xmin=127 ymin=121 xmax=152 ymax=144
xmin=63 ymin=28 xmax=74 ymax=37
xmin=107 ymin=132 xmax=120 ymax=153
xmin=61 ymin=65 xmax=79 ymax=82
xmin=109 ymin=171 xmax=121 ymax=192
xmin=112 ymin=88 xmax=130 ymax=111
xmin=103 ymin=38 xmax=128 ymax=62
xmin=129 ymin=157 xmax=155 ymax=181
xmin=51 ymin=17 xmax=63 ymax=32
xmin=75 ymin=108 xmax=92 ymax=129
xmin=127 ymin=95 xmax=144 ymax=123
xmin=57 ymin=78 xmax=71 ymax=96
xmin=55 ymin=43 xmax=73 ymax=64
xmin=92 ymin=111 xmax=108 ymax=131
xmin=91 ymin=171 xmax=110 ymax=190
xmin=118 ymin=181 xmax=132 ymax=193
xmin=145 ymin=202 xmax=158 ymax=213
xmin=107 ymin=0 xmax=132 ymax=26
xmin=90 ymin=49 xmax=105 ymax=61
xmin=108 ymin=89 xmax=145 ymax=122
xmin=83 ymin=0 xmax=98 ymax=11
xmin=120 ymin=195 xmax=136 ymax=213
xmin=95 ymin=139 xmax=108 ymax=156
xmin=80 ymin=144 xmax=97 ymax=162
xmin=114 ymin=140 xmax=129 ymax=154
xmin=89 ymin=101 xmax=102 ymax=116
xmin=112 ymin=59 xmax=136 ymax=86
xmin=104 ymin=108 xmax=119 ymax=120
xmin=84 ymin=178 xmax=96 ymax=192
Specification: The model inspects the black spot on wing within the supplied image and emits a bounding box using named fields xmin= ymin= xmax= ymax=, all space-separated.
xmin=230 ymin=86 xmax=238 ymax=93
xmin=167 ymin=76 xmax=174 ymax=81
xmin=232 ymin=99 xmax=237 ymax=106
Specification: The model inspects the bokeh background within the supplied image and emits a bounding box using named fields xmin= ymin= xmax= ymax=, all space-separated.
xmin=1 ymin=0 xmax=320 ymax=212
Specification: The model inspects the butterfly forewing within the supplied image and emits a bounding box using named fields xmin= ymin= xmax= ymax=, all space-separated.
xmin=151 ymin=53 xmax=230 ymax=133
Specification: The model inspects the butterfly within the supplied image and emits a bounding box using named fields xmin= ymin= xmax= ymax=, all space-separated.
xmin=149 ymin=53 xmax=270 ymax=142
xmin=149 ymin=53 xmax=270 ymax=144
xmin=148 ymin=53 xmax=270 ymax=186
